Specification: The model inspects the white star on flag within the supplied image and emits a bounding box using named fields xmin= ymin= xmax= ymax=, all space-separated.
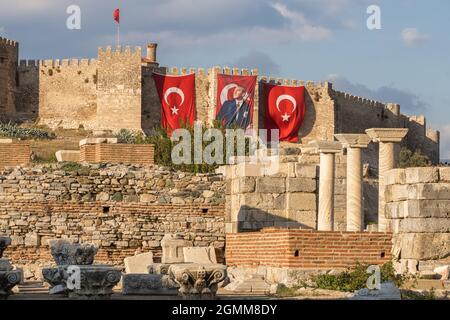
xmin=281 ymin=113 xmax=291 ymax=122
xmin=171 ymin=106 xmax=179 ymax=115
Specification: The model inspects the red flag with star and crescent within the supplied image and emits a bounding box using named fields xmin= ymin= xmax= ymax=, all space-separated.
xmin=262 ymin=83 xmax=306 ymax=142
xmin=153 ymin=73 xmax=196 ymax=134
xmin=113 ymin=8 xmax=120 ymax=24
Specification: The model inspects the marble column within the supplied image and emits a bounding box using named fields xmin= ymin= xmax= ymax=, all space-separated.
xmin=365 ymin=128 xmax=409 ymax=232
xmin=335 ymin=134 xmax=372 ymax=232
xmin=309 ymin=141 xmax=342 ymax=231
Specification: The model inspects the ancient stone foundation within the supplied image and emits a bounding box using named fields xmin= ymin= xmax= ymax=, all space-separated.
xmin=385 ymin=167 xmax=450 ymax=274
xmin=1 ymin=202 xmax=225 ymax=269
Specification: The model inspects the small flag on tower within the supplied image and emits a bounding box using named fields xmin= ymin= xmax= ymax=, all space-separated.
xmin=114 ymin=8 xmax=120 ymax=24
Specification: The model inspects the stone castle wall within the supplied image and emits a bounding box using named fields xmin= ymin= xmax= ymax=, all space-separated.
xmin=0 ymin=37 xmax=18 ymax=117
xmin=385 ymin=167 xmax=450 ymax=274
xmin=37 ymin=59 xmax=98 ymax=129
xmin=333 ymin=91 xmax=440 ymax=164
xmin=1 ymin=37 xmax=440 ymax=163
xmin=96 ymin=47 xmax=142 ymax=131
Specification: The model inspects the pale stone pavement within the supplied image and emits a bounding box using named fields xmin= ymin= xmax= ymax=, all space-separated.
xmin=7 ymin=281 xmax=271 ymax=300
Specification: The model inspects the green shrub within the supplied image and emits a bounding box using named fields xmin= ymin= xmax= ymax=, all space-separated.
xmin=114 ymin=122 xmax=252 ymax=173
xmin=32 ymin=153 xmax=58 ymax=164
xmin=402 ymin=288 xmax=436 ymax=300
xmin=0 ymin=122 xmax=56 ymax=140
xmin=314 ymin=262 xmax=404 ymax=292
xmin=398 ymin=147 xmax=431 ymax=168
xmin=60 ymin=162 xmax=83 ymax=172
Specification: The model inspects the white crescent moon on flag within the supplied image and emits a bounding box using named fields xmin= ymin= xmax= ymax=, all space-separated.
xmin=220 ymin=83 xmax=238 ymax=106
xmin=164 ymin=87 xmax=185 ymax=106
xmin=276 ymin=94 xmax=297 ymax=113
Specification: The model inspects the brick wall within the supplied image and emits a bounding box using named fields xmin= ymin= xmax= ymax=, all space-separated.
xmin=79 ymin=143 xmax=155 ymax=165
xmin=1 ymin=201 xmax=225 ymax=266
xmin=0 ymin=142 xmax=31 ymax=168
xmin=226 ymin=228 xmax=392 ymax=269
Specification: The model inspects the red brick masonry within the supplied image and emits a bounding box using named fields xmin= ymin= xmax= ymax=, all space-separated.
xmin=226 ymin=228 xmax=393 ymax=269
xmin=0 ymin=142 xmax=31 ymax=169
xmin=80 ymin=143 xmax=155 ymax=165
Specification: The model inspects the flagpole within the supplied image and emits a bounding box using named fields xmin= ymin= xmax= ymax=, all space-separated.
xmin=117 ymin=23 xmax=120 ymax=46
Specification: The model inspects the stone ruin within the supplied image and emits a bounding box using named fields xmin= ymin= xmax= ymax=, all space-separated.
xmin=42 ymin=240 xmax=121 ymax=299
xmin=122 ymin=234 xmax=227 ymax=300
xmin=0 ymin=236 xmax=22 ymax=299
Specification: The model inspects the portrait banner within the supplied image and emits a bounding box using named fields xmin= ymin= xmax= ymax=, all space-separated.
xmin=216 ymin=74 xmax=257 ymax=130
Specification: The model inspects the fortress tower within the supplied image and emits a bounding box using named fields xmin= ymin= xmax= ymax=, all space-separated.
xmin=0 ymin=37 xmax=18 ymax=117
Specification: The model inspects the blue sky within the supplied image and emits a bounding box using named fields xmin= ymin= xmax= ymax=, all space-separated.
xmin=1 ymin=0 xmax=449 ymax=158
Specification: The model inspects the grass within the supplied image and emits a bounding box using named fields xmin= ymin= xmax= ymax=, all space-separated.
xmin=314 ymin=262 xmax=404 ymax=293
xmin=401 ymin=288 xmax=437 ymax=300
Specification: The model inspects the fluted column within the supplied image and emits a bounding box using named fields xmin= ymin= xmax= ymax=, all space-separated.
xmin=335 ymin=134 xmax=371 ymax=231
xmin=308 ymin=141 xmax=342 ymax=231
xmin=366 ymin=128 xmax=409 ymax=232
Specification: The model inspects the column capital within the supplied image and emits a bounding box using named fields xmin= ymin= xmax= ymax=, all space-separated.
xmin=365 ymin=128 xmax=409 ymax=143
xmin=308 ymin=140 xmax=342 ymax=154
xmin=335 ymin=134 xmax=371 ymax=149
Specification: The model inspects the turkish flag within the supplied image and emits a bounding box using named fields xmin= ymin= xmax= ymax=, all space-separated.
xmin=114 ymin=8 xmax=120 ymax=24
xmin=216 ymin=74 xmax=257 ymax=130
xmin=262 ymin=83 xmax=306 ymax=143
xmin=153 ymin=72 xmax=196 ymax=135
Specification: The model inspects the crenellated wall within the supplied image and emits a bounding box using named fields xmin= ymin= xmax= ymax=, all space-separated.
xmin=333 ymin=91 xmax=440 ymax=164
xmin=38 ymin=59 xmax=98 ymax=129
xmin=0 ymin=37 xmax=18 ymax=118
xmin=96 ymin=46 xmax=142 ymax=131
xmin=1 ymin=37 xmax=440 ymax=163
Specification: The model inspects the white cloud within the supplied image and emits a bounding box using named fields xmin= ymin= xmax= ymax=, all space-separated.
xmin=401 ymin=28 xmax=430 ymax=47
xmin=270 ymin=2 xmax=332 ymax=41
xmin=114 ymin=2 xmax=332 ymax=48
xmin=0 ymin=0 xmax=61 ymax=15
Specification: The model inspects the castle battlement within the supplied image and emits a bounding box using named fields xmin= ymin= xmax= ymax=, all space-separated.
xmin=40 ymin=58 xmax=98 ymax=68
xmin=97 ymin=45 xmax=142 ymax=59
xmin=19 ymin=60 xmax=39 ymax=67
xmin=408 ymin=114 xmax=426 ymax=126
xmin=333 ymin=90 xmax=387 ymax=109
xmin=164 ymin=67 xmax=207 ymax=76
xmin=0 ymin=37 xmax=18 ymax=48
